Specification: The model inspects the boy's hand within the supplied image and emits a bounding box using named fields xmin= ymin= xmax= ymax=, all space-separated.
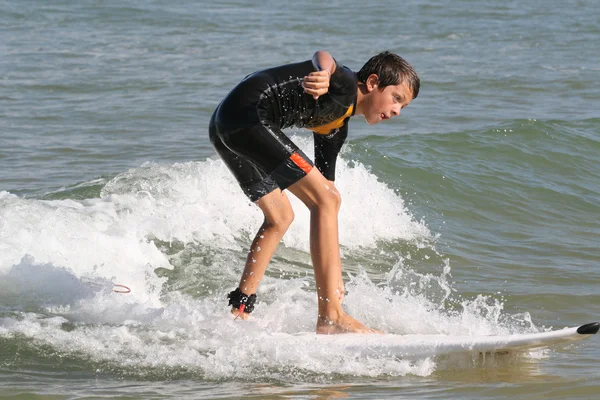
xmin=303 ymin=70 xmax=331 ymax=100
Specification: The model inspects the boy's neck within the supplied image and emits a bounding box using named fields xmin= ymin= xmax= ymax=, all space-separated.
xmin=354 ymin=82 xmax=368 ymax=116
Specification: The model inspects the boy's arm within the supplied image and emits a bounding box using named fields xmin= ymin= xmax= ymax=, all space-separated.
xmin=303 ymin=51 xmax=336 ymax=99
xmin=313 ymin=119 xmax=349 ymax=181
xmin=312 ymin=50 xmax=336 ymax=75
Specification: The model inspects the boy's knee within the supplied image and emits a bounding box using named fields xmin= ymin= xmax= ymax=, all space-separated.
xmin=266 ymin=205 xmax=295 ymax=231
xmin=315 ymin=187 xmax=342 ymax=213
xmin=280 ymin=206 xmax=295 ymax=228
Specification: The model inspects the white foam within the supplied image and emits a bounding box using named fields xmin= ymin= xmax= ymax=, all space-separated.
xmin=93 ymin=135 xmax=431 ymax=253
xmin=0 ymin=264 xmax=536 ymax=379
xmin=0 ymin=195 xmax=170 ymax=306
xmin=2 ymin=136 xmax=429 ymax=281
xmin=278 ymin=135 xmax=432 ymax=250
xmin=0 ymin=274 xmax=439 ymax=379
xmin=0 ymin=191 xmax=17 ymax=200
xmin=344 ymin=261 xmax=538 ymax=337
xmin=0 ymin=145 xmax=533 ymax=379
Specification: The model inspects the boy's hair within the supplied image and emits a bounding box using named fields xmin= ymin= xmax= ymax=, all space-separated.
xmin=357 ymin=51 xmax=420 ymax=99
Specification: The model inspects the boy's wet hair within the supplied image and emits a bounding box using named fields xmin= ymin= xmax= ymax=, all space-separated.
xmin=357 ymin=51 xmax=420 ymax=99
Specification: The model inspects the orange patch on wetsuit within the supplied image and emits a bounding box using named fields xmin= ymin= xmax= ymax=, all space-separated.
xmin=312 ymin=105 xmax=354 ymax=135
xmin=290 ymin=152 xmax=313 ymax=174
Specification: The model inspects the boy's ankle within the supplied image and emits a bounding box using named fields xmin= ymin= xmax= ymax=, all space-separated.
xmin=317 ymin=307 xmax=343 ymax=324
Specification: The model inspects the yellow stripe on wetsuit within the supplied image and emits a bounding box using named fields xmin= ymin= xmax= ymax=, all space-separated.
xmin=312 ymin=105 xmax=353 ymax=135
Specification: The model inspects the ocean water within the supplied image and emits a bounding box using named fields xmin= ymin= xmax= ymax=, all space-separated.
xmin=1 ymin=0 xmax=599 ymax=399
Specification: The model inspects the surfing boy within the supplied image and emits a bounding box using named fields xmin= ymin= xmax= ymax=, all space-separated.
xmin=209 ymin=50 xmax=419 ymax=334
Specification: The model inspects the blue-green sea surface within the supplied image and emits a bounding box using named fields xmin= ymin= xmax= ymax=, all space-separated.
xmin=1 ymin=0 xmax=599 ymax=399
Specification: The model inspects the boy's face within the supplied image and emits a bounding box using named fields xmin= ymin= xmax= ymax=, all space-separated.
xmin=362 ymin=77 xmax=413 ymax=125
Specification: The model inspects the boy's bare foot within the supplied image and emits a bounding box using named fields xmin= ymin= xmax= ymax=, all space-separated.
xmin=316 ymin=312 xmax=381 ymax=334
xmin=231 ymin=307 xmax=250 ymax=320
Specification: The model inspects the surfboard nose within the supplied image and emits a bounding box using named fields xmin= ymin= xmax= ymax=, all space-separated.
xmin=577 ymin=322 xmax=600 ymax=335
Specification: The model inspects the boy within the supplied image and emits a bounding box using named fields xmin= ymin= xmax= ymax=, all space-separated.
xmin=209 ymin=50 xmax=419 ymax=334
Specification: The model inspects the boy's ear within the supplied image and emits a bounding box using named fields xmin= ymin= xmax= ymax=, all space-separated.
xmin=366 ymin=74 xmax=379 ymax=92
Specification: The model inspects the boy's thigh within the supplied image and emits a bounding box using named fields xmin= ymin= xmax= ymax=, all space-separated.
xmin=218 ymin=123 xmax=314 ymax=199
xmin=211 ymin=131 xmax=278 ymax=202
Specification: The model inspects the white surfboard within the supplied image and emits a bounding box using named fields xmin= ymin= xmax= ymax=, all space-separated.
xmin=306 ymin=322 xmax=599 ymax=358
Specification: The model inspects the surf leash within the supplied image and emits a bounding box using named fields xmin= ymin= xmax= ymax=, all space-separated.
xmin=234 ymin=304 xmax=245 ymax=320
xmin=112 ymin=284 xmax=131 ymax=294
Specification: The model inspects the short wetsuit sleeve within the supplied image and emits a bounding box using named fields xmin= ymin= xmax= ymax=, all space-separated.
xmin=313 ymin=119 xmax=349 ymax=181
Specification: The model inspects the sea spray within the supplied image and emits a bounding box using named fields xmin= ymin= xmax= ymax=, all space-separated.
xmin=0 ymin=138 xmax=539 ymax=380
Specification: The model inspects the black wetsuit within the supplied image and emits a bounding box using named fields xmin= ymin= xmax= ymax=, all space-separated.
xmin=209 ymin=58 xmax=357 ymax=201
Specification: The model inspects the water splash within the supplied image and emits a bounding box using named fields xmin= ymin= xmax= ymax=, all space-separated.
xmin=0 ymin=144 xmax=539 ymax=380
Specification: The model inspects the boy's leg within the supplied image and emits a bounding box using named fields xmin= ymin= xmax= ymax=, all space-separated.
xmin=287 ymin=168 xmax=376 ymax=334
xmin=212 ymin=120 xmax=371 ymax=331
xmin=212 ymin=121 xmax=308 ymax=318
xmin=232 ymin=189 xmax=294 ymax=318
